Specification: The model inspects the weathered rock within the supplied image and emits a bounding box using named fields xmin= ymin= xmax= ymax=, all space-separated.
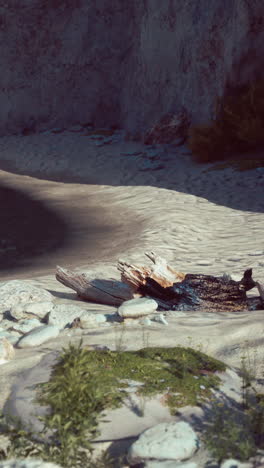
xmin=0 ymin=337 xmax=15 ymax=361
xmin=16 ymin=325 xmax=60 ymax=348
xmin=9 ymin=301 xmax=54 ymax=321
xmin=10 ymin=318 xmax=42 ymax=334
xmin=48 ymin=304 xmax=106 ymax=330
xmin=0 ymin=281 xmax=53 ymax=314
xmin=0 ymin=459 xmax=62 ymax=468
xmin=128 ymin=421 xmax=199 ymax=464
xmin=118 ymin=298 xmax=158 ymax=318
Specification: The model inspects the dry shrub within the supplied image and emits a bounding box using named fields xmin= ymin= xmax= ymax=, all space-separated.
xmin=187 ymin=78 xmax=264 ymax=163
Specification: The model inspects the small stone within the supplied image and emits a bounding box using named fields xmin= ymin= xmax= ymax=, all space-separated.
xmin=220 ymin=459 xmax=253 ymax=468
xmin=118 ymin=298 xmax=158 ymax=318
xmin=79 ymin=314 xmax=106 ymax=328
xmin=139 ymin=317 xmax=153 ymax=326
xmin=16 ymin=325 xmax=60 ymax=348
xmin=153 ymin=313 xmax=168 ymax=325
xmin=0 ymin=434 xmax=11 ymax=457
xmin=128 ymin=421 xmax=199 ymax=464
xmin=145 ymin=461 xmax=198 ymax=468
xmin=10 ymin=301 xmax=54 ymax=321
xmin=0 ymin=338 xmax=15 ymax=361
xmin=0 ymin=459 xmax=63 ymax=467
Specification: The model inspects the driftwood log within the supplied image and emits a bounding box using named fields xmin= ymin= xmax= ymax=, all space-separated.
xmin=56 ymin=252 xmax=263 ymax=312
xmin=56 ymin=266 xmax=134 ymax=306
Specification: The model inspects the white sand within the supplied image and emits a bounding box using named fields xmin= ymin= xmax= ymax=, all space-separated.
xmin=0 ymin=127 xmax=263 ymax=411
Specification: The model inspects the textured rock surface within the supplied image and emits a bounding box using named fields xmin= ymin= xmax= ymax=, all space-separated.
xmin=9 ymin=301 xmax=54 ymax=321
xmin=118 ymin=297 xmax=158 ymax=318
xmin=128 ymin=421 xmax=199 ymax=463
xmin=48 ymin=304 xmax=106 ymax=329
xmin=16 ymin=325 xmax=60 ymax=348
xmin=0 ymin=281 xmax=53 ymax=313
xmin=0 ymin=1 xmax=264 ymax=137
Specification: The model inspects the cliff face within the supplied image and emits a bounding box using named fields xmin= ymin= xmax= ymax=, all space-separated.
xmin=1 ymin=0 xmax=264 ymax=137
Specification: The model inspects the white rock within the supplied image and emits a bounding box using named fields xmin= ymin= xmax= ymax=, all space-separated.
xmin=0 ymin=281 xmax=53 ymax=313
xmin=153 ymin=313 xmax=168 ymax=325
xmin=10 ymin=318 xmax=42 ymax=334
xmin=145 ymin=462 xmax=198 ymax=468
xmin=221 ymin=459 xmax=253 ymax=468
xmin=118 ymin=298 xmax=158 ymax=318
xmin=10 ymin=301 xmax=54 ymax=321
xmin=0 ymin=337 xmax=15 ymax=361
xmin=80 ymin=313 xmax=106 ymax=328
xmin=0 ymin=459 xmax=62 ymax=468
xmin=128 ymin=421 xmax=199 ymax=464
xmin=16 ymin=325 xmax=60 ymax=348
xmin=48 ymin=304 xmax=105 ymax=330
xmin=139 ymin=317 xmax=153 ymax=326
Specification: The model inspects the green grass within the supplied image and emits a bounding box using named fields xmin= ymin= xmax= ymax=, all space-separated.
xmin=187 ymin=78 xmax=264 ymax=164
xmin=0 ymin=341 xmax=226 ymax=467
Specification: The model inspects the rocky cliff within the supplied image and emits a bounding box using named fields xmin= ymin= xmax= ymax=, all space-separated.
xmin=0 ymin=0 xmax=264 ymax=138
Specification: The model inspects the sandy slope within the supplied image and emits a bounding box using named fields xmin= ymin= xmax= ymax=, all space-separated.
xmin=0 ymin=127 xmax=263 ymax=411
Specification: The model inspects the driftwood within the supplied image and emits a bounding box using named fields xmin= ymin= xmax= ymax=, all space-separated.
xmin=56 ymin=266 xmax=134 ymax=306
xmin=118 ymin=253 xmax=259 ymax=312
xmin=56 ymin=252 xmax=263 ymax=312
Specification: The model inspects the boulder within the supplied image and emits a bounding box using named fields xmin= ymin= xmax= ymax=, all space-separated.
xmin=128 ymin=421 xmax=200 ymax=464
xmin=0 ymin=281 xmax=53 ymax=314
xmin=47 ymin=304 xmax=106 ymax=330
xmin=118 ymin=298 xmax=158 ymax=318
xmin=16 ymin=325 xmax=60 ymax=348
xmin=9 ymin=301 xmax=54 ymax=321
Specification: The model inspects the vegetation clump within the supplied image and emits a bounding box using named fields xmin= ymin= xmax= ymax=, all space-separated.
xmin=187 ymin=78 xmax=264 ymax=165
xmin=0 ymin=341 xmax=226 ymax=467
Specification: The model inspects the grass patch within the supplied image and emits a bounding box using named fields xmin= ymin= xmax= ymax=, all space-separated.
xmin=0 ymin=342 xmax=226 ymax=467
xmin=187 ymin=78 xmax=264 ymax=163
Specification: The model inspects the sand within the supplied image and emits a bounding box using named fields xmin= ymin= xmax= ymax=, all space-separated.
xmin=0 ymin=126 xmax=263 ymax=417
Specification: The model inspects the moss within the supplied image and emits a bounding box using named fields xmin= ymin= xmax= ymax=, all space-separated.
xmin=37 ymin=344 xmax=226 ymax=416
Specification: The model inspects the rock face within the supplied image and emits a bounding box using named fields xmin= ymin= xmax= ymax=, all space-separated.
xmin=0 ymin=1 xmax=264 ymax=138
